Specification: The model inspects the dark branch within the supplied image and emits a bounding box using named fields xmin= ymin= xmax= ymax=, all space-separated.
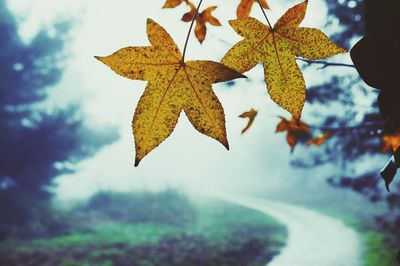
xmin=307 ymin=122 xmax=383 ymax=132
xmin=213 ymin=35 xmax=356 ymax=70
xmin=297 ymin=58 xmax=356 ymax=69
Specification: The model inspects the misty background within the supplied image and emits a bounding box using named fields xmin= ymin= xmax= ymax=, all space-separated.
xmin=1 ymin=0 xmax=399 ymax=265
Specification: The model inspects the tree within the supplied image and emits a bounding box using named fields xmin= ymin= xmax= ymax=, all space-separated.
xmin=0 ymin=0 xmax=117 ymax=238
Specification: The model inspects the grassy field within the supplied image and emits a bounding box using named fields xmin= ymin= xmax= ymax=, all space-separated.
xmin=0 ymin=191 xmax=287 ymax=266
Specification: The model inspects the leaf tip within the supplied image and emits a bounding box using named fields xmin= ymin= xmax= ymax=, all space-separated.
xmin=293 ymin=115 xmax=301 ymax=124
xmin=94 ymin=56 xmax=107 ymax=65
xmin=240 ymin=73 xmax=247 ymax=79
xmin=223 ymin=140 xmax=230 ymax=150
xmin=231 ymin=69 xmax=247 ymax=80
xmin=146 ymin=18 xmax=156 ymax=27
xmin=228 ymin=19 xmax=238 ymax=27
xmin=134 ymin=158 xmax=141 ymax=167
xmin=385 ymin=182 xmax=391 ymax=192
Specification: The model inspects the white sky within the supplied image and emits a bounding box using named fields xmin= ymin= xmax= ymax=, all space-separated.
xmin=7 ymin=0 xmax=360 ymax=200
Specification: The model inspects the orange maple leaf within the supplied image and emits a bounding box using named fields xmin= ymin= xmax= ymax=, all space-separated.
xmin=275 ymin=116 xmax=309 ymax=151
xmin=163 ymin=0 xmax=221 ymax=43
xmin=237 ymin=0 xmax=269 ymax=19
xmin=307 ymin=131 xmax=331 ymax=147
xmin=382 ymin=133 xmax=400 ymax=152
xmin=239 ymin=108 xmax=258 ymax=134
xmin=95 ymin=19 xmax=244 ymax=166
xmin=162 ymin=0 xmax=187 ymax=8
xmin=221 ymin=0 xmax=347 ymax=120
xmin=182 ymin=3 xmax=222 ymax=43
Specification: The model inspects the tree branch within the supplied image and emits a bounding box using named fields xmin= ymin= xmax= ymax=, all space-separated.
xmin=213 ymin=35 xmax=356 ymax=69
xmin=307 ymin=122 xmax=383 ymax=132
xmin=297 ymin=58 xmax=356 ymax=69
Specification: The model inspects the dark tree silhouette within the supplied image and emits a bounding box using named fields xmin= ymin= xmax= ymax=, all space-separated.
xmin=0 ymin=0 xmax=117 ymax=238
xmin=293 ymin=0 xmax=400 ymax=246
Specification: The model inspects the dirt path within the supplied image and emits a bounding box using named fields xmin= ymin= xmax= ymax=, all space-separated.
xmin=219 ymin=194 xmax=362 ymax=266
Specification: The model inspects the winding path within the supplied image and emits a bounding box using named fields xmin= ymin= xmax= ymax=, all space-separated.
xmin=218 ymin=194 xmax=362 ymax=266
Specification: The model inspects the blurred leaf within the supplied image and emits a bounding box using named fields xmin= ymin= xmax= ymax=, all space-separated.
xmin=380 ymin=148 xmax=400 ymax=192
xmin=222 ymin=0 xmax=347 ymax=120
xmin=382 ymin=133 xmax=400 ymax=152
xmin=162 ymin=0 xmax=187 ymax=8
xmin=239 ymin=108 xmax=258 ymax=134
xmin=307 ymin=131 xmax=331 ymax=147
xmin=381 ymin=156 xmax=396 ymax=192
xmin=350 ymin=0 xmax=400 ymax=133
xmin=275 ymin=116 xmax=308 ymax=151
xmin=96 ymin=19 xmax=244 ymax=165
xmin=236 ymin=0 xmax=269 ymax=19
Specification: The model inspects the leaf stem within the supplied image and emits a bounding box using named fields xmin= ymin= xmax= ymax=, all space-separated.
xmin=182 ymin=0 xmax=203 ymax=62
xmin=257 ymin=0 xmax=273 ymax=29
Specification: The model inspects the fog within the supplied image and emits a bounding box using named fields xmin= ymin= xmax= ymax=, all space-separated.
xmin=7 ymin=0 xmax=357 ymax=201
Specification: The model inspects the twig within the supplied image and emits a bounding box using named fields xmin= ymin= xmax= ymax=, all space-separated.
xmin=307 ymin=122 xmax=383 ymax=133
xmin=256 ymin=0 xmax=273 ymax=28
xmin=297 ymin=58 xmax=356 ymax=69
xmin=182 ymin=0 xmax=203 ymax=62
xmin=212 ymin=35 xmax=356 ymax=69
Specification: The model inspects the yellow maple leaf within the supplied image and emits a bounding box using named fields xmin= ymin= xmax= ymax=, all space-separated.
xmin=307 ymin=131 xmax=331 ymax=147
xmin=96 ymin=19 xmax=245 ymax=166
xmin=382 ymin=133 xmax=400 ymax=152
xmin=239 ymin=108 xmax=258 ymax=134
xmin=222 ymin=0 xmax=347 ymax=120
xmin=237 ymin=0 xmax=269 ymax=19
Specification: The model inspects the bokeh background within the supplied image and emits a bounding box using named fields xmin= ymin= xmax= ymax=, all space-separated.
xmin=1 ymin=0 xmax=399 ymax=265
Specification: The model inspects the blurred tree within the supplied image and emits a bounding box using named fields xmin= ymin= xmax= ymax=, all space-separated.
xmin=0 ymin=0 xmax=117 ymax=238
xmin=292 ymin=0 xmax=400 ymax=246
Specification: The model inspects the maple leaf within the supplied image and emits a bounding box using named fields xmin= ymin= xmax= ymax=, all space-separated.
xmin=162 ymin=0 xmax=221 ymax=43
xmin=95 ymin=19 xmax=245 ymax=166
xmin=239 ymin=108 xmax=258 ymax=134
xmin=181 ymin=3 xmax=221 ymax=43
xmin=162 ymin=0 xmax=187 ymax=8
xmin=275 ymin=116 xmax=308 ymax=151
xmin=221 ymin=0 xmax=347 ymax=120
xmin=237 ymin=0 xmax=269 ymax=19
xmin=181 ymin=1 xmax=197 ymax=22
xmin=195 ymin=6 xmax=222 ymax=43
xmin=382 ymin=133 xmax=400 ymax=152
xmin=307 ymin=131 xmax=331 ymax=147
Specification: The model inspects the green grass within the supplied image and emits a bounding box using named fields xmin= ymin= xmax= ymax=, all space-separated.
xmin=4 ymin=222 xmax=177 ymax=253
xmin=0 ymin=196 xmax=287 ymax=266
xmin=362 ymin=232 xmax=398 ymax=266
